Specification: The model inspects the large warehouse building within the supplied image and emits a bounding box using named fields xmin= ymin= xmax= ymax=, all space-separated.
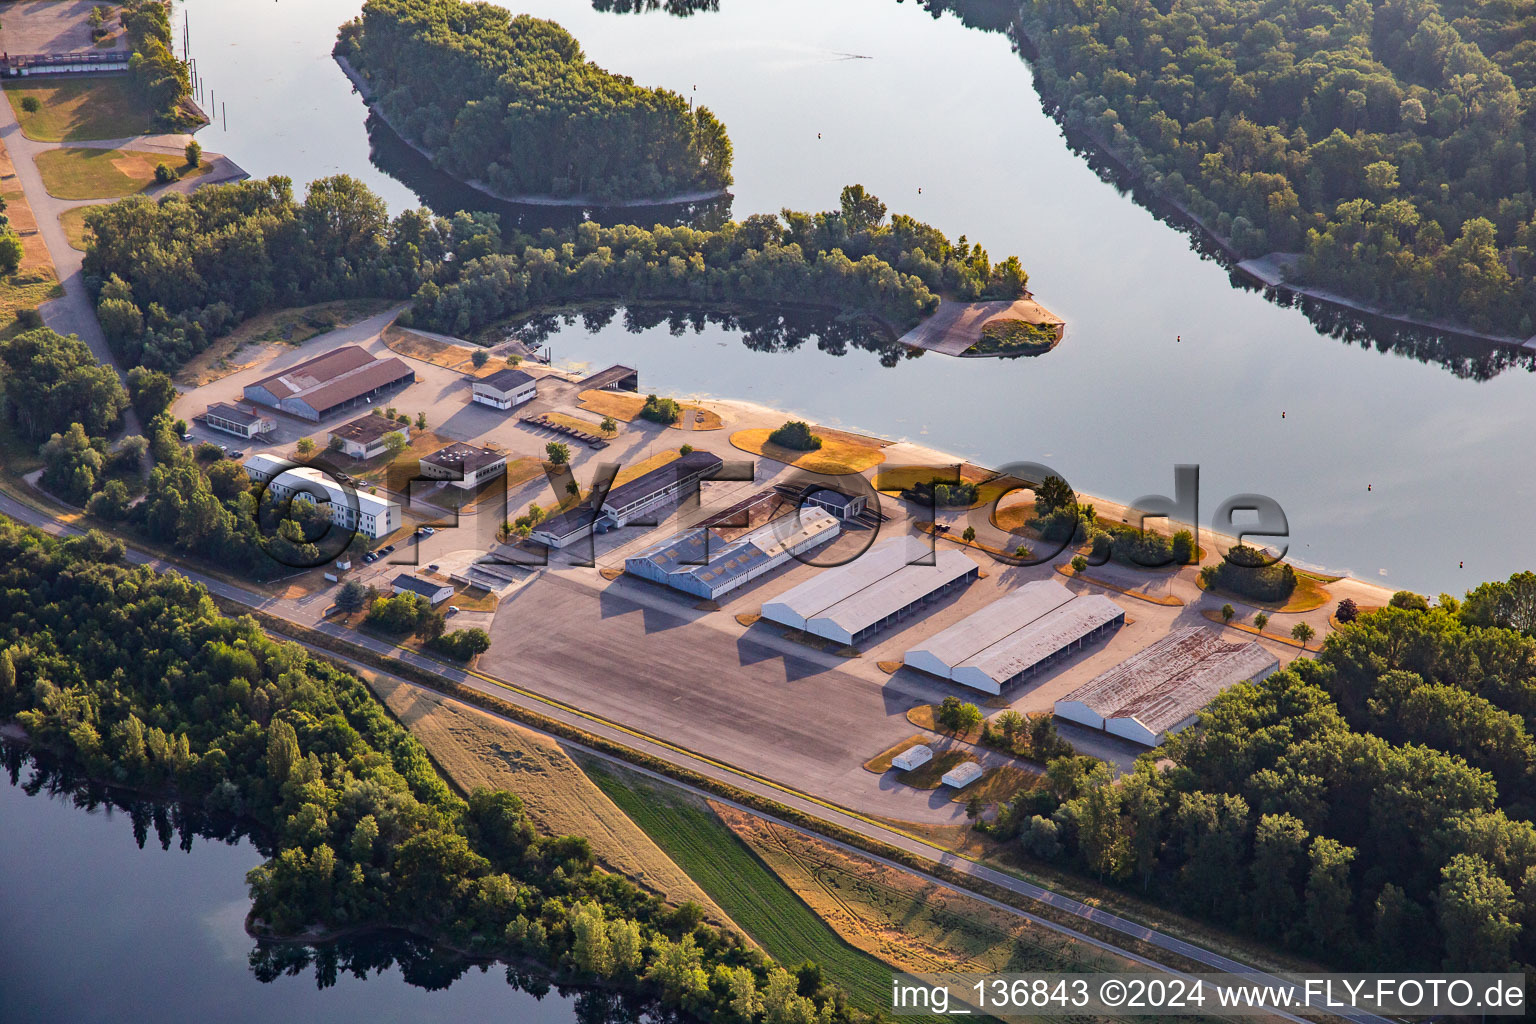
xmin=761 ymin=535 xmax=978 ymax=646
xmin=626 ymin=507 xmax=841 ymax=601
xmin=904 ymin=580 xmax=1124 ymax=694
xmin=243 ymin=345 xmax=415 ymax=422
xmin=1054 ymin=627 xmax=1280 ymax=746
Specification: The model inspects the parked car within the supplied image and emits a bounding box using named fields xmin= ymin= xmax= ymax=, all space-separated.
xmin=229 ymin=450 xmax=245 ymax=459
xmin=363 ymin=552 xmax=377 ymax=563
xmin=445 ymin=606 xmax=459 ymax=617
xmin=181 ymin=432 xmax=193 ymax=442
xmin=417 ymin=526 xmax=436 ymax=536
xmin=380 ymin=544 xmax=395 ymax=555
xmin=427 ymin=564 xmax=439 ymax=573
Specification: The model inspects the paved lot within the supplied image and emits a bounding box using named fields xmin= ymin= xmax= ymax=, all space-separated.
xmin=0 ymin=1 xmax=125 ymax=53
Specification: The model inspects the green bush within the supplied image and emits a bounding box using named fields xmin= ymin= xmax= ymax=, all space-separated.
xmin=19 ymin=95 xmax=40 ymax=114
xmin=639 ymin=393 xmax=681 ymax=425
xmin=968 ymin=317 xmax=1057 ymax=355
xmin=428 ymin=627 xmax=491 ymax=660
xmin=768 ymin=420 xmax=822 ymax=451
xmin=1199 ymin=545 xmax=1297 ymax=603
xmin=153 ymin=162 xmax=179 ymax=184
xmin=184 ymin=139 xmax=201 ymax=167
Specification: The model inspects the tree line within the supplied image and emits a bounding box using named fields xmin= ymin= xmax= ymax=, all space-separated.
xmin=0 ymin=518 xmax=871 ymax=1023
xmin=122 ymin=0 xmax=197 ymax=127
xmin=1002 ymin=0 xmax=1536 ymax=335
xmin=83 ymin=176 xmax=1029 ymax=372
xmin=336 ymin=0 xmax=732 ymax=201
xmin=988 ymin=586 xmax=1536 ymax=971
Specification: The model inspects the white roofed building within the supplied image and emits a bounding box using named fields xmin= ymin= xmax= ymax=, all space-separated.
xmin=242 ymin=456 xmax=400 ymax=539
xmin=1054 ymin=628 xmax=1280 ymax=746
xmin=905 ymin=580 xmax=1125 ymax=694
xmin=761 ymin=535 xmax=979 ymax=646
xmin=625 ymin=508 xmax=841 ymax=601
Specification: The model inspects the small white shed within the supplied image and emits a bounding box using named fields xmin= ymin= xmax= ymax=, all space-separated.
xmin=891 ymin=744 xmax=933 ymax=772
xmin=942 ymin=760 xmax=985 ymax=789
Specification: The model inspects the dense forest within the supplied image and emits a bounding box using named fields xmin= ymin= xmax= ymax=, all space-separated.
xmin=1010 ymin=0 xmax=1536 ymax=335
xmin=336 ymin=0 xmax=732 ymax=201
xmin=83 ymin=176 xmax=1027 ymax=371
xmin=993 ymin=586 xmax=1536 ymax=970
xmin=0 ymin=518 xmax=868 ymax=1023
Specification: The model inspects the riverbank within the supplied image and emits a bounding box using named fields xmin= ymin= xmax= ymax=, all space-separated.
xmin=334 ymin=55 xmax=731 ymax=210
xmin=1009 ymin=19 xmax=1534 ymax=354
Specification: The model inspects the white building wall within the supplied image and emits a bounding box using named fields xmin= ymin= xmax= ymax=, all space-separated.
xmin=1052 ymin=699 xmax=1104 ymax=731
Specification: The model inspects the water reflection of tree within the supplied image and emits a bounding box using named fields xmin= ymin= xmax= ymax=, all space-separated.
xmin=0 ymin=744 xmax=664 ymax=1013
xmin=498 ymin=304 xmax=922 ymax=368
xmin=592 ymin=0 xmax=721 ymax=14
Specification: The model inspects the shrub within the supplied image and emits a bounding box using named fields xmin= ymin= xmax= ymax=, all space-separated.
xmin=969 ymin=317 xmax=1056 ymax=355
xmin=1335 ymin=598 xmax=1359 ymax=623
xmin=1389 ymin=591 xmax=1428 ymax=611
xmin=1070 ymin=554 xmax=1088 ymax=572
xmin=639 ymin=393 xmax=681 ymax=425
xmin=678 ymin=443 xmax=693 ymax=455
xmin=768 ymin=420 xmax=822 ymax=451
xmin=471 ymin=348 xmax=489 ymax=368
xmin=428 ymin=628 xmax=491 ymax=661
xmin=184 ymin=140 xmax=202 ymax=167
xmin=0 ymin=230 xmax=22 ymax=276
xmin=19 ymin=95 xmax=40 ymax=114
xmin=1200 ymin=544 xmax=1296 ymax=603
xmin=14 ymin=308 xmax=43 ymax=330
xmin=364 ymin=591 xmax=431 ymax=634
xmin=153 ymin=162 xmax=179 ymax=184
xmin=1171 ymin=529 xmax=1195 ymax=564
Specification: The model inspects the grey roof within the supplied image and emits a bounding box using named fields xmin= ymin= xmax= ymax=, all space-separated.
xmin=627 ymin=508 xmax=840 ymax=590
xmin=602 ymin=450 xmax=723 ymax=512
xmin=765 ymin=534 xmax=934 ymax=624
xmin=422 ymin=442 xmax=505 ymax=475
xmin=247 ymin=345 xmax=413 ymax=415
xmin=908 ymin=580 xmax=1075 ymax=669
xmin=391 ymin=574 xmax=451 ymax=598
xmin=805 ymin=487 xmax=860 ymax=510
xmin=532 ymin=503 xmax=600 ymax=541
xmin=1060 ymin=627 xmax=1280 ymax=735
xmin=205 ymin=402 xmax=264 ymax=427
xmin=250 ymin=346 xmax=375 ymax=399
xmin=957 ymin=595 xmax=1124 ymax=683
xmin=329 ymin=414 xmax=403 ymax=445
xmin=809 ymin=548 xmax=976 ymax=637
xmin=476 ymin=367 xmax=536 ymax=392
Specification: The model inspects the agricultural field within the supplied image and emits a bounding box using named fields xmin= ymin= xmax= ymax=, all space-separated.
xmin=362 ymin=672 xmax=733 ymax=925
xmin=720 ymin=806 xmax=1132 ymax=976
xmin=581 ymin=761 xmax=925 ymax=1019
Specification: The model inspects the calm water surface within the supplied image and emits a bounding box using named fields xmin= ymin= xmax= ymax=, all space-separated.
xmin=0 ymin=761 xmax=590 ymax=1023
xmin=181 ymin=0 xmax=1535 ymax=596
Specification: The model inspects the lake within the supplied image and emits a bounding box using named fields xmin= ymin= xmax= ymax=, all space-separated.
xmin=0 ymin=751 xmax=601 ymax=1023
xmin=179 ymin=0 xmax=1536 ymax=598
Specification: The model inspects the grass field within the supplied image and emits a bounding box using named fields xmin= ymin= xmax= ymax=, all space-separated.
xmin=582 ymin=761 xmax=908 ymax=1017
xmin=730 ymin=427 xmax=887 ymax=475
xmin=381 ymin=322 xmax=505 ymax=376
xmin=4 ymin=79 xmax=158 ymax=143
xmin=34 ymin=147 xmax=214 ymax=200
xmin=58 ymin=203 xmax=106 ymax=251
xmin=720 ymin=805 xmax=1130 ymax=977
xmin=1196 ymin=570 xmax=1330 ymax=613
xmin=361 ymin=673 xmax=734 ymax=924
xmin=576 ymin=388 xmax=724 ymax=430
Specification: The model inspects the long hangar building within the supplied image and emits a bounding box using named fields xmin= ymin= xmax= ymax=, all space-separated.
xmin=244 ymin=345 xmax=414 ymax=422
xmin=905 ymin=580 xmax=1124 ymax=694
xmin=625 ymin=507 xmax=841 ymax=601
xmin=1054 ymin=627 xmax=1279 ymax=746
xmin=762 ymin=535 xmax=978 ymax=646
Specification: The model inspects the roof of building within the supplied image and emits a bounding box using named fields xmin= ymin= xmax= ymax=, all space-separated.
xmin=602 ymin=450 xmax=723 ymax=512
xmin=942 ymin=761 xmax=985 ymax=787
xmin=243 ymin=452 xmax=289 ymax=478
xmin=578 ymin=364 xmax=638 ymax=390
xmin=329 ymin=414 xmax=404 ymax=445
xmin=891 ymin=744 xmax=933 ymax=768
xmin=1059 ymin=627 xmax=1280 ymax=736
xmin=246 ymin=460 xmax=397 ymax=519
xmin=767 ymin=534 xmax=935 ymax=622
xmin=391 ymin=574 xmax=452 ymax=598
xmin=422 ymin=442 xmax=505 ymax=476
xmin=627 ymin=508 xmax=841 ymax=591
xmin=958 ymin=595 xmax=1124 ymax=682
xmin=475 ymin=367 xmax=536 ymax=392
xmin=910 ymin=580 xmax=1076 ymax=668
xmin=205 ymin=402 xmax=265 ymax=426
xmin=248 ymin=345 xmax=413 ymax=414
xmin=804 ymin=487 xmax=861 ymax=510
xmin=532 ymin=503 xmax=600 ymax=541
xmin=810 ymin=548 xmax=976 ymax=637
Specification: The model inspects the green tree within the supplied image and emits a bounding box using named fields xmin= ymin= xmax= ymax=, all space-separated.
xmin=383 ymin=431 xmax=409 ymax=456
xmin=472 ymin=349 xmax=489 ymax=368
xmin=599 ymin=415 xmax=617 ymax=434
xmin=0 ymin=229 xmax=22 ymax=276
xmin=767 ymin=420 xmax=822 ymax=451
xmin=1253 ymin=611 xmax=1269 ymax=632
xmin=336 ymin=578 xmax=368 ymax=613
xmin=19 ymin=95 xmax=40 ymax=114
xmin=1304 ymin=837 xmax=1357 ymax=955
xmin=1291 ymin=622 xmax=1316 ymax=645
xmin=295 ymin=437 xmax=316 ymax=457
xmin=961 ymin=525 xmax=976 ymax=542
xmin=1221 ymin=603 xmax=1234 ymax=624
xmin=184 ymin=140 xmax=202 ymax=167
xmin=545 ymin=441 xmax=570 ymax=465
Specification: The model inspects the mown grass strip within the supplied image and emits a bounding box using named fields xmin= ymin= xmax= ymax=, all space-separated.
xmin=583 ymin=761 xmax=926 ymax=1019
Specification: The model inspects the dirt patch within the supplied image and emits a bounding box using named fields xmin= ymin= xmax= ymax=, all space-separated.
xmin=576 ymin=389 xmax=723 ymax=430
xmin=364 ymin=672 xmax=733 ymax=924
xmin=731 ymin=427 xmax=887 ymax=475
xmin=382 ymin=322 xmax=503 ymax=376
